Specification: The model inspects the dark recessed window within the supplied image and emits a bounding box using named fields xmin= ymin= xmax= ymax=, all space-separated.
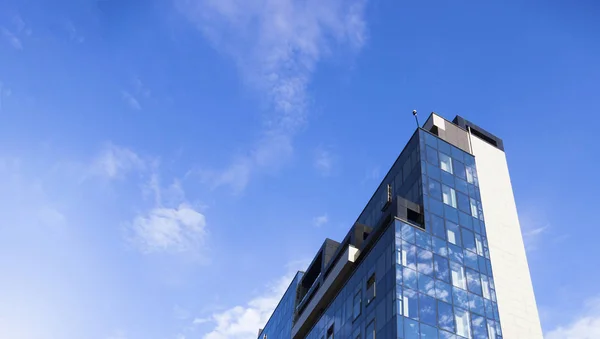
xmin=327 ymin=324 xmax=334 ymax=339
xmin=366 ymin=273 xmax=376 ymax=305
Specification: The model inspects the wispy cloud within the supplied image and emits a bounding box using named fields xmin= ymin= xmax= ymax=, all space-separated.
xmin=90 ymin=144 xmax=208 ymax=257
xmin=91 ymin=143 xmax=145 ymax=179
xmin=314 ymin=147 xmax=336 ymax=176
xmin=121 ymin=91 xmax=142 ymax=111
xmin=178 ymin=0 xmax=368 ymax=192
xmin=196 ymin=262 xmax=306 ymax=339
xmin=129 ymin=203 xmax=207 ymax=254
xmin=545 ymin=296 xmax=600 ymax=339
xmin=1 ymin=27 xmax=22 ymax=50
xmin=313 ymin=214 xmax=329 ymax=227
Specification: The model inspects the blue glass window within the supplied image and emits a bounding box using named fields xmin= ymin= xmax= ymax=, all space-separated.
xmin=457 ymin=192 xmax=471 ymax=214
xmin=427 ymin=163 xmax=441 ymax=181
xmin=434 ymin=255 xmax=450 ymax=282
xmin=418 ymin=273 xmax=436 ymax=297
xmin=428 ymin=179 xmax=442 ymax=201
xmin=430 ymin=214 xmax=446 ymax=240
xmin=366 ymin=319 xmax=375 ymax=339
xmin=455 ymin=177 xmax=468 ymax=194
xmin=446 ymin=222 xmax=461 ymax=246
xmin=450 ymin=262 xmax=467 ymax=289
xmin=453 ymin=159 xmax=466 ymax=180
xmin=455 ymin=307 xmax=472 ymax=339
xmin=478 ymin=256 xmax=488 ymax=276
xmin=433 ymin=237 xmax=448 ymax=257
xmin=459 ymin=211 xmax=473 ymax=230
xmin=404 ymin=318 xmax=420 ymax=339
xmin=466 ymin=269 xmax=483 ymax=296
xmin=353 ymin=290 xmax=362 ymax=319
xmin=426 ymin=146 xmax=439 ymax=165
xmin=416 ymin=230 xmax=432 ymax=251
xmin=472 ymin=314 xmax=487 ymax=339
xmin=453 ymin=287 xmax=469 ymax=309
xmin=429 ymin=197 xmax=444 ymax=217
xmin=444 ymin=205 xmax=459 ymax=223
xmin=438 ymin=301 xmax=455 ymax=332
xmin=464 ymin=250 xmax=479 ymax=270
xmin=401 ymin=223 xmax=416 ymax=243
xmin=438 ymin=139 xmax=452 ymax=156
xmin=484 ymin=298 xmax=494 ymax=319
xmin=440 ymin=330 xmax=458 ymax=339
xmin=419 ymin=294 xmax=437 ymax=326
xmin=448 ymin=243 xmax=464 ymax=264
xmin=404 ymin=289 xmax=419 ymax=320
xmin=439 ymin=153 xmax=453 ymax=174
xmin=470 ymin=198 xmax=478 ymax=218
xmin=403 ymin=267 xmax=418 ymax=290
xmin=435 ymin=280 xmax=452 ymax=303
xmin=442 ymin=185 xmax=457 ymax=208
xmin=462 ymin=229 xmax=476 ymax=253
xmin=401 ymin=241 xmax=417 ymax=270
xmin=469 ymin=293 xmax=485 ymax=316
xmin=481 ymin=275 xmax=491 ymax=300
xmin=417 ymin=249 xmax=434 ymax=276
xmin=425 ymin=132 xmax=438 ymax=148
xmin=487 ymin=320 xmax=498 ymax=339
xmin=441 ymin=170 xmax=455 ymax=187
xmin=475 ymin=234 xmax=484 ymax=255
xmin=420 ymin=323 xmax=438 ymax=338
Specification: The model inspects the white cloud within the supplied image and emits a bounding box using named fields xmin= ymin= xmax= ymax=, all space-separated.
xmin=121 ymin=91 xmax=142 ymax=110
xmin=178 ymin=0 xmax=368 ymax=192
xmin=198 ymin=269 xmax=301 ymax=339
xmin=313 ymin=214 xmax=329 ymax=227
xmin=546 ymin=296 xmax=600 ymax=339
xmin=314 ymin=147 xmax=335 ymax=176
xmin=129 ymin=203 xmax=207 ymax=254
xmin=1 ymin=27 xmax=22 ymax=50
xmin=91 ymin=144 xmax=145 ymax=179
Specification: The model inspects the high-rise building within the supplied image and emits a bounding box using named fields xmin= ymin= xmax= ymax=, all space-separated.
xmin=258 ymin=113 xmax=543 ymax=339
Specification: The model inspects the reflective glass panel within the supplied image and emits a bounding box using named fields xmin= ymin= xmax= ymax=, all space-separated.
xmin=419 ymin=294 xmax=437 ymax=326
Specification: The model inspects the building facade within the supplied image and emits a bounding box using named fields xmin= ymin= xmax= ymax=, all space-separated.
xmin=258 ymin=114 xmax=543 ymax=339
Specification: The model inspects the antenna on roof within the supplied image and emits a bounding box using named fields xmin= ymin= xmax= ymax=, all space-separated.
xmin=412 ymin=110 xmax=419 ymax=128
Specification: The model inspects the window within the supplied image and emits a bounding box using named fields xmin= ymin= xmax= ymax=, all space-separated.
xmin=428 ymin=179 xmax=442 ymax=201
xmin=426 ymin=146 xmax=439 ymax=165
xmin=470 ymin=198 xmax=478 ymax=217
xmin=437 ymin=301 xmax=455 ymax=332
xmin=353 ymin=290 xmax=362 ymax=320
xmin=419 ymin=294 xmax=437 ymax=326
xmin=327 ymin=324 xmax=334 ymax=339
xmin=455 ymin=307 xmax=471 ymax=338
xmin=450 ymin=262 xmax=466 ymax=289
xmin=466 ymin=269 xmax=482 ymax=295
xmin=404 ymin=289 xmax=419 ymax=320
xmin=446 ymin=222 xmax=461 ymax=246
xmin=366 ymin=274 xmax=376 ymax=305
xmin=366 ymin=320 xmax=375 ymax=339
xmin=442 ymin=185 xmax=457 ymax=208
xmin=439 ymin=153 xmax=453 ymax=174
xmin=453 ymin=159 xmax=466 ymax=180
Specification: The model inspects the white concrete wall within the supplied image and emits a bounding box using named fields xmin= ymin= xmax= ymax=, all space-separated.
xmin=470 ymin=136 xmax=544 ymax=339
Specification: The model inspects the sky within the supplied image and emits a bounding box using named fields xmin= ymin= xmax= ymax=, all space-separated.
xmin=0 ymin=0 xmax=599 ymax=338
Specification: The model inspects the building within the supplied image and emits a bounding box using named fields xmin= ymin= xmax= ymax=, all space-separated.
xmin=258 ymin=113 xmax=543 ymax=339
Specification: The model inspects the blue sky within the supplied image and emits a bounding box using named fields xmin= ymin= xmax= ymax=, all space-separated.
xmin=0 ymin=0 xmax=599 ymax=338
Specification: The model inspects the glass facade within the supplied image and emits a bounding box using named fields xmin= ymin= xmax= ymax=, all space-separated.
xmin=393 ymin=130 xmax=501 ymax=339
xmin=259 ymin=272 xmax=304 ymax=339
xmin=258 ymin=129 xmax=503 ymax=339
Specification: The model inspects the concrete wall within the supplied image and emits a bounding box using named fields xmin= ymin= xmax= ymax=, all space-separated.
xmin=469 ymin=135 xmax=543 ymax=339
